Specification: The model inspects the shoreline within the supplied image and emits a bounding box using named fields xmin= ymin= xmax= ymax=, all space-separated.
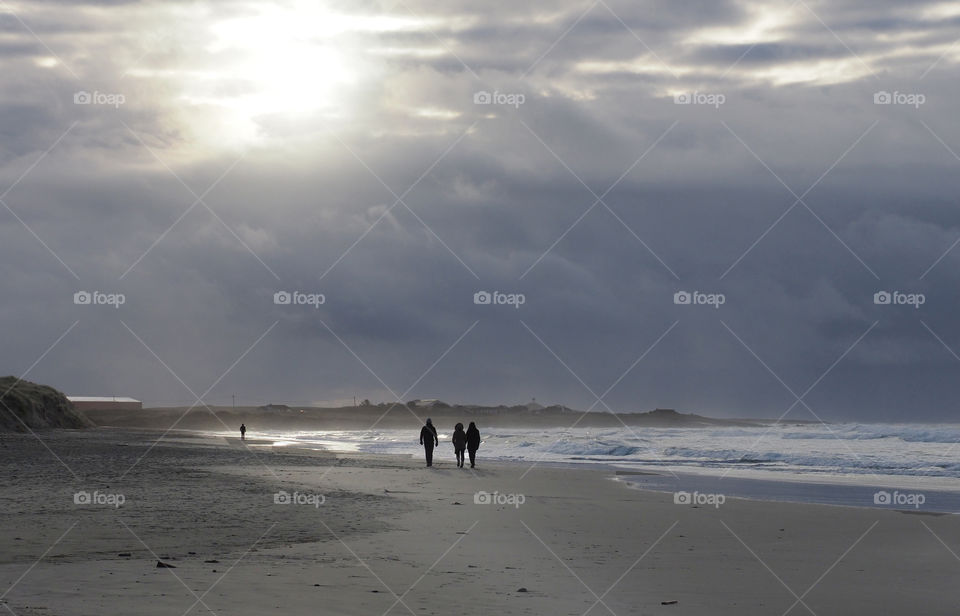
xmin=89 ymin=425 xmax=960 ymax=512
xmin=614 ymin=472 xmax=960 ymax=515
xmin=191 ymin=425 xmax=960 ymax=513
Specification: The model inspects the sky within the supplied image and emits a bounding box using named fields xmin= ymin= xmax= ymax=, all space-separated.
xmin=1 ymin=0 xmax=959 ymax=420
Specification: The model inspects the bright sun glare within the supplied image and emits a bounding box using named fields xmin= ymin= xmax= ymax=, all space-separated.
xmin=184 ymin=3 xmax=367 ymax=140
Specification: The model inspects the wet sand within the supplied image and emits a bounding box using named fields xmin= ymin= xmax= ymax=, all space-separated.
xmin=1 ymin=428 xmax=958 ymax=615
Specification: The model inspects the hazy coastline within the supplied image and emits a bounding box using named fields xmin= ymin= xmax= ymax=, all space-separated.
xmin=82 ymin=403 xmax=777 ymax=431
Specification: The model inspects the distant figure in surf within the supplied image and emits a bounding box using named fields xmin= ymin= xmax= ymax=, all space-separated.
xmin=419 ymin=418 xmax=439 ymax=466
xmin=240 ymin=423 xmax=246 ymax=440
xmin=465 ymin=422 xmax=481 ymax=468
xmin=452 ymin=423 xmax=467 ymax=468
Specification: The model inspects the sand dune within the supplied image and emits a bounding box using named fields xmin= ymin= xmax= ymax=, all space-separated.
xmin=0 ymin=377 xmax=92 ymax=432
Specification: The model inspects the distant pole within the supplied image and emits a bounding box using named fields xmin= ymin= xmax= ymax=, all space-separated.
xmin=232 ymin=394 xmax=235 ymax=409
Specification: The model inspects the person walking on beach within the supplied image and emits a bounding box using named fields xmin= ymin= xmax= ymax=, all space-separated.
xmin=419 ymin=418 xmax=439 ymax=466
xmin=452 ymin=423 xmax=467 ymax=468
xmin=466 ymin=422 xmax=481 ymax=468
xmin=240 ymin=423 xmax=246 ymax=440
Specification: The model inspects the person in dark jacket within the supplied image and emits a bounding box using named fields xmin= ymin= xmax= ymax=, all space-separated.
xmin=465 ymin=422 xmax=481 ymax=468
xmin=452 ymin=423 xmax=467 ymax=468
xmin=240 ymin=423 xmax=246 ymax=440
xmin=419 ymin=418 xmax=439 ymax=466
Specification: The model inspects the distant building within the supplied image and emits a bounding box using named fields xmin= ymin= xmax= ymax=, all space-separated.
xmin=68 ymin=396 xmax=142 ymax=411
xmin=410 ymin=399 xmax=447 ymax=408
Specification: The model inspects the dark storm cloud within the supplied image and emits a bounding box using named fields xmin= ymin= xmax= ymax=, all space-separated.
xmin=690 ymin=42 xmax=850 ymax=65
xmin=2 ymin=0 xmax=960 ymax=419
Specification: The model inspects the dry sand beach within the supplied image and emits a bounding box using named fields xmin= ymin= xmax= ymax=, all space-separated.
xmin=2 ymin=428 xmax=959 ymax=615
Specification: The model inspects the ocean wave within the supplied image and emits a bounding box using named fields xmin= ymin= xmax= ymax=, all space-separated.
xmin=546 ymin=440 xmax=643 ymax=457
xmin=780 ymin=424 xmax=960 ymax=443
xmin=273 ymin=424 xmax=960 ymax=480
